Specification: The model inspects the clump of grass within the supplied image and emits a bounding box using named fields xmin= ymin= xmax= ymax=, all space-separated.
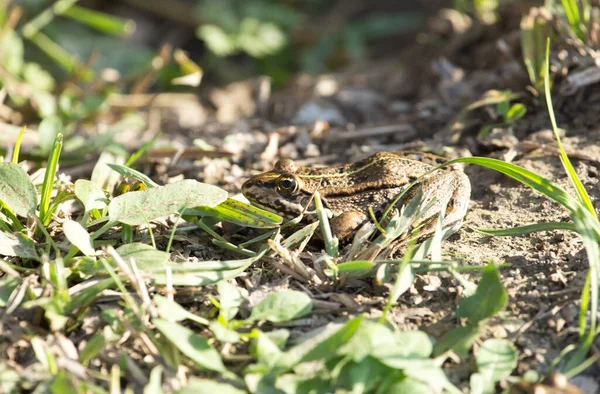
xmin=2 ymin=2 xmax=600 ymax=393
xmin=521 ymin=7 xmax=553 ymax=97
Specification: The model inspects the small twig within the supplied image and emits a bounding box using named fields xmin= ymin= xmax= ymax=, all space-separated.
xmin=266 ymin=257 xmax=309 ymax=283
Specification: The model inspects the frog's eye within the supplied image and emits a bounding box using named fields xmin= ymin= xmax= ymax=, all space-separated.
xmin=276 ymin=175 xmax=298 ymax=195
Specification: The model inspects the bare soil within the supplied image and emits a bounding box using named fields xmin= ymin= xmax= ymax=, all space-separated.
xmin=119 ymin=3 xmax=600 ymax=391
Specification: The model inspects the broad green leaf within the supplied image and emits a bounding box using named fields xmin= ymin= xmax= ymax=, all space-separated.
xmin=154 ymin=295 xmax=209 ymax=326
xmin=74 ymin=179 xmax=108 ymax=213
xmin=115 ymin=243 xmax=169 ymax=269
xmin=371 ymin=356 xmax=458 ymax=393
xmin=393 ymin=330 xmax=433 ymax=359
xmin=279 ymin=316 xmax=364 ymax=369
xmin=403 ymin=364 xmax=460 ymax=394
xmin=0 ymin=163 xmax=38 ymax=217
xmin=197 ymin=24 xmax=237 ymax=56
xmin=372 ymin=338 xmax=432 ymax=369
xmin=217 ymin=280 xmax=243 ymax=322
xmin=109 ymin=179 xmax=227 ymax=225
xmin=432 ymin=324 xmax=481 ymax=358
xmin=279 ymin=375 xmax=331 ymax=394
xmin=342 ymin=321 xmax=398 ymax=362
xmin=153 ymin=319 xmax=225 ymax=372
xmin=63 ymin=219 xmax=95 ymax=256
xmin=0 ymin=231 xmax=39 ymax=260
xmin=470 ymin=372 xmax=486 ymax=394
xmin=337 ymin=357 xmax=391 ymax=393
xmin=0 ymin=276 xmax=18 ymax=308
xmin=252 ymin=330 xmax=283 ymax=367
xmin=144 ymin=366 xmax=165 ymax=394
xmin=176 ymin=378 xmax=246 ymax=394
xmin=476 ymin=339 xmax=518 ymax=384
xmin=261 ymin=329 xmax=289 ymax=350
xmin=209 ymin=321 xmax=240 ymax=343
xmin=238 ymin=19 xmax=287 ymax=57
xmin=506 ymin=103 xmax=526 ymax=121
xmin=456 ymin=263 xmax=507 ymax=324
xmin=189 ymin=197 xmax=282 ymax=228
xmin=248 ymin=290 xmax=312 ymax=323
xmin=387 ymin=378 xmax=433 ymax=394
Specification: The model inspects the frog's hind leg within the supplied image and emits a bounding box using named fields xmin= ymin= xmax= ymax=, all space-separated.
xmin=417 ymin=170 xmax=470 ymax=241
xmin=386 ymin=170 xmax=471 ymax=257
xmin=439 ymin=170 xmax=471 ymax=233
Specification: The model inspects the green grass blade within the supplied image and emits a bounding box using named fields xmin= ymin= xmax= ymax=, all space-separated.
xmin=11 ymin=125 xmax=26 ymax=164
xmin=578 ymin=271 xmax=591 ymax=338
xmin=544 ymin=38 xmax=596 ymax=218
xmin=379 ymin=240 xmax=416 ymax=323
xmin=22 ymin=0 xmax=79 ymax=34
xmin=475 ymin=222 xmax=576 ymax=236
xmin=125 ymin=133 xmax=159 ymax=167
xmin=563 ymin=206 xmax=600 ymax=373
xmin=446 ymin=157 xmax=580 ymax=213
xmin=24 ymin=31 xmax=94 ymax=81
xmin=60 ymin=5 xmax=135 ymax=37
xmin=106 ymin=164 xmax=159 ymax=188
xmin=314 ymin=191 xmax=338 ymax=257
xmin=560 ymin=0 xmax=586 ymax=41
xmin=40 ymin=133 xmax=63 ymax=226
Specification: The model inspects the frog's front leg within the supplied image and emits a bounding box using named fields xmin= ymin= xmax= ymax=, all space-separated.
xmin=329 ymin=211 xmax=369 ymax=241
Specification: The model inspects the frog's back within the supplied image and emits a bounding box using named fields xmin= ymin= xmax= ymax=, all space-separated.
xmin=299 ymin=152 xmax=436 ymax=195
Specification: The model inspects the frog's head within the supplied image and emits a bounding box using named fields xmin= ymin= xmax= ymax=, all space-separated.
xmin=242 ymin=158 xmax=309 ymax=218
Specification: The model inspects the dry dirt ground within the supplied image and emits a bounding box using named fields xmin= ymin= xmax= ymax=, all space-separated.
xmin=127 ymin=6 xmax=600 ymax=390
